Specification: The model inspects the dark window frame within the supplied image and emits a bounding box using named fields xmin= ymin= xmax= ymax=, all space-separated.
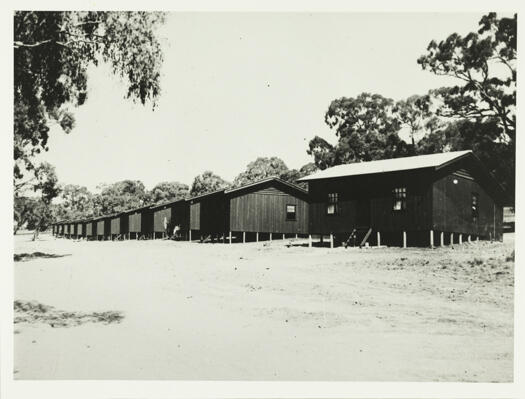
xmin=285 ymin=204 xmax=297 ymax=221
xmin=392 ymin=187 xmax=407 ymax=211
xmin=326 ymin=192 xmax=339 ymax=215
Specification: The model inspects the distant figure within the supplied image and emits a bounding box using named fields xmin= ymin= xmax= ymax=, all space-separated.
xmin=163 ymin=216 xmax=168 ymax=236
xmin=173 ymin=224 xmax=181 ymax=239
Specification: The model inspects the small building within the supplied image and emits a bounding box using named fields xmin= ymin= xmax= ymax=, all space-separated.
xmin=94 ymin=216 xmax=112 ymax=240
xmin=151 ymin=199 xmax=189 ymax=239
xmin=298 ymin=150 xmax=509 ymax=248
xmin=76 ymin=220 xmax=85 ymax=239
xmin=110 ymin=212 xmax=129 ymax=240
xmin=58 ymin=222 xmax=64 ymax=237
xmin=225 ymin=177 xmax=309 ymax=242
xmin=127 ymin=205 xmax=154 ymax=239
xmin=188 ymin=189 xmax=229 ymax=241
xmin=187 ymin=178 xmax=309 ymax=243
xmin=85 ymin=218 xmax=97 ymax=240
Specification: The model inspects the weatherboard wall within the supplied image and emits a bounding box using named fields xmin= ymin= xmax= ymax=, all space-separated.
xmin=189 ymin=192 xmax=228 ymax=233
xmin=76 ymin=222 xmax=84 ymax=236
xmin=432 ymin=162 xmax=503 ymax=239
xmin=228 ymin=182 xmax=309 ymax=234
xmin=307 ymin=169 xmax=433 ymax=235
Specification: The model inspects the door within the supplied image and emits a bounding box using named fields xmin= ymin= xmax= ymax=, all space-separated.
xmin=356 ymin=197 xmax=370 ymax=228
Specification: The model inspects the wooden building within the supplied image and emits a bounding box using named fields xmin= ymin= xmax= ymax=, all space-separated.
xmin=85 ymin=219 xmax=97 ymax=240
xmin=76 ymin=220 xmax=85 ymax=239
xmin=225 ymin=177 xmax=309 ymax=242
xmin=94 ymin=216 xmax=112 ymax=240
xmin=151 ymin=199 xmax=189 ymax=239
xmin=127 ymin=205 xmax=153 ymax=239
xmin=298 ymin=150 xmax=509 ymax=248
xmin=188 ymin=189 xmax=229 ymax=241
xmin=58 ymin=222 xmax=64 ymax=237
xmin=110 ymin=212 xmax=129 ymax=240
xmin=188 ymin=178 xmax=309 ymax=243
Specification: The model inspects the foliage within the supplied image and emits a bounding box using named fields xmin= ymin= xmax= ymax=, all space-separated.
xmin=395 ymin=94 xmax=433 ymax=148
xmin=417 ymin=12 xmax=516 ymax=200
xmin=233 ymin=157 xmax=289 ymax=187
xmin=13 ymin=162 xmax=60 ymax=236
xmin=189 ymin=171 xmax=231 ymax=197
xmin=54 ymin=184 xmax=94 ymax=221
xmin=14 ymin=11 xmax=165 ymax=186
xmin=417 ymin=12 xmax=516 ymax=142
xmin=93 ymin=180 xmax=150 ymax=216
xmin=308 ymin=93 xmax=411 ymax=169
xmin=279 ymin=163 xmax=318 ymax=190
xmin=149 ymin=181 xmax=189 ymax=204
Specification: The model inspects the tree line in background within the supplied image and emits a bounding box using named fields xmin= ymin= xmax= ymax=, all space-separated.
xmin=14 ymin=157 xmax=317 ymax=234
xmin=13 ymin=12 xmax=516 ymax=236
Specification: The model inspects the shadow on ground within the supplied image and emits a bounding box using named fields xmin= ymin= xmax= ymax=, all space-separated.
xmin=14 ymin=252 xmax=71 ymax=262
xmin=14 ymin=300 xmax=124 ymax=328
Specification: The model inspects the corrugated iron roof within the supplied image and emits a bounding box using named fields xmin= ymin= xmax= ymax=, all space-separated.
xmin=298 ymin=150 xmax=472 ymax=181
xmin=225 ymin=177 xmax=308 ymax=195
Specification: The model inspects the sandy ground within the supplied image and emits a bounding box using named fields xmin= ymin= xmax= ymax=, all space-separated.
xmin=13 ymin=233 xmax=514 ymax=381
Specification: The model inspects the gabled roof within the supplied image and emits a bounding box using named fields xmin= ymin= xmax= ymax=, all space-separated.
xmin=225 ymin=177 xmax=308 ymax=195
xmin=298 ymin=150 xmax=472 ymax=181
xmin=187 ymin=188 xmax=227 ymax=202
xmin=150 ymin=198 xmax=187 ymax=210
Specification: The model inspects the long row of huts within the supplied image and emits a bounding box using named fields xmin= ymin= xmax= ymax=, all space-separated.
xmin=51 ymin=151 xmax=509 ymax=248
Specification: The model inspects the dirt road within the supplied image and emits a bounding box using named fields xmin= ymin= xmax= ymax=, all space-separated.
xmin=13 ymin=233 xmax=514 ymax=381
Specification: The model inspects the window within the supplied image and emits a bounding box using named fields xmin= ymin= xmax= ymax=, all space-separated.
xmin=472 ymin=193 xmax=479 ymax=221
xmin=392 ymin=187 xmax=407 ymax=211
xmin=326 ymin=193 xmax=338 ymax=215
xmin=286 ymin=204 xmax=296 ymax=221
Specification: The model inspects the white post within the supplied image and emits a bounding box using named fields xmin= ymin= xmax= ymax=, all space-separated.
xmin=256 ymin=232 xmax=259 ymax=242
xmin=468 ymin=235 xmax=471 ymax=243
xmin=282 ymin=233 xmax=285 ymax=240
xmin=440 ymin=231 xmax=444 ymax=247
xmin=330 ymin=233 xmax=334 ymax=249
xmin=189 ymin=230 xmax=192 ymax=241
xmin=403 ymin=231 xmax=407 ymax=248
xmin=430 ymin=230 xmax=434 ymax=248
xmin=229 ymin=231 xmax=232 ymax=244
xmin=270 ymin=233 xmax=272 ymax=242
xmin=377 ymin=231 xmax=381 ymax=247
xmin=243 ymin=231 xmax=246 ymax=243
xmin=308 ymin=234 xmax=312 ymax=248
xmin=459 ymin=234 xmax=463 ymax=245
xmin=450 ymin=233 xmax=454 ymax=245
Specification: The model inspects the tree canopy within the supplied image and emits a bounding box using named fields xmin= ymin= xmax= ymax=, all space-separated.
xmin=417 ymin=12 xmax=516 ymax=198
xmin=93 ymin=180 xmax=150 ymax=216
xmin=189 ymin=171 xmax=231 ymax=197
xmin=233 ymin=157 xmax=289 ymax=187
xmin=308 ymin=93 xmax=411 ymax=170
xmin=150 ymin=181 xmax=189 ymax=204
xmin=417 ymin=13 xmax=516 ymax=143
xmin=14 ymin=11 xmax=165 ymax=184
xmin=14 ymin=162 xmax=59 ymax=236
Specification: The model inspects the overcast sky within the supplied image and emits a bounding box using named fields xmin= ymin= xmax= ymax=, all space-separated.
xmin=37 ymin=12 xmax=488 ymax=192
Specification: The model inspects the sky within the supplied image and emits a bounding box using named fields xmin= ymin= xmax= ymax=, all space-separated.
xmin=38 ymin=12 xmax=489 ymax=192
